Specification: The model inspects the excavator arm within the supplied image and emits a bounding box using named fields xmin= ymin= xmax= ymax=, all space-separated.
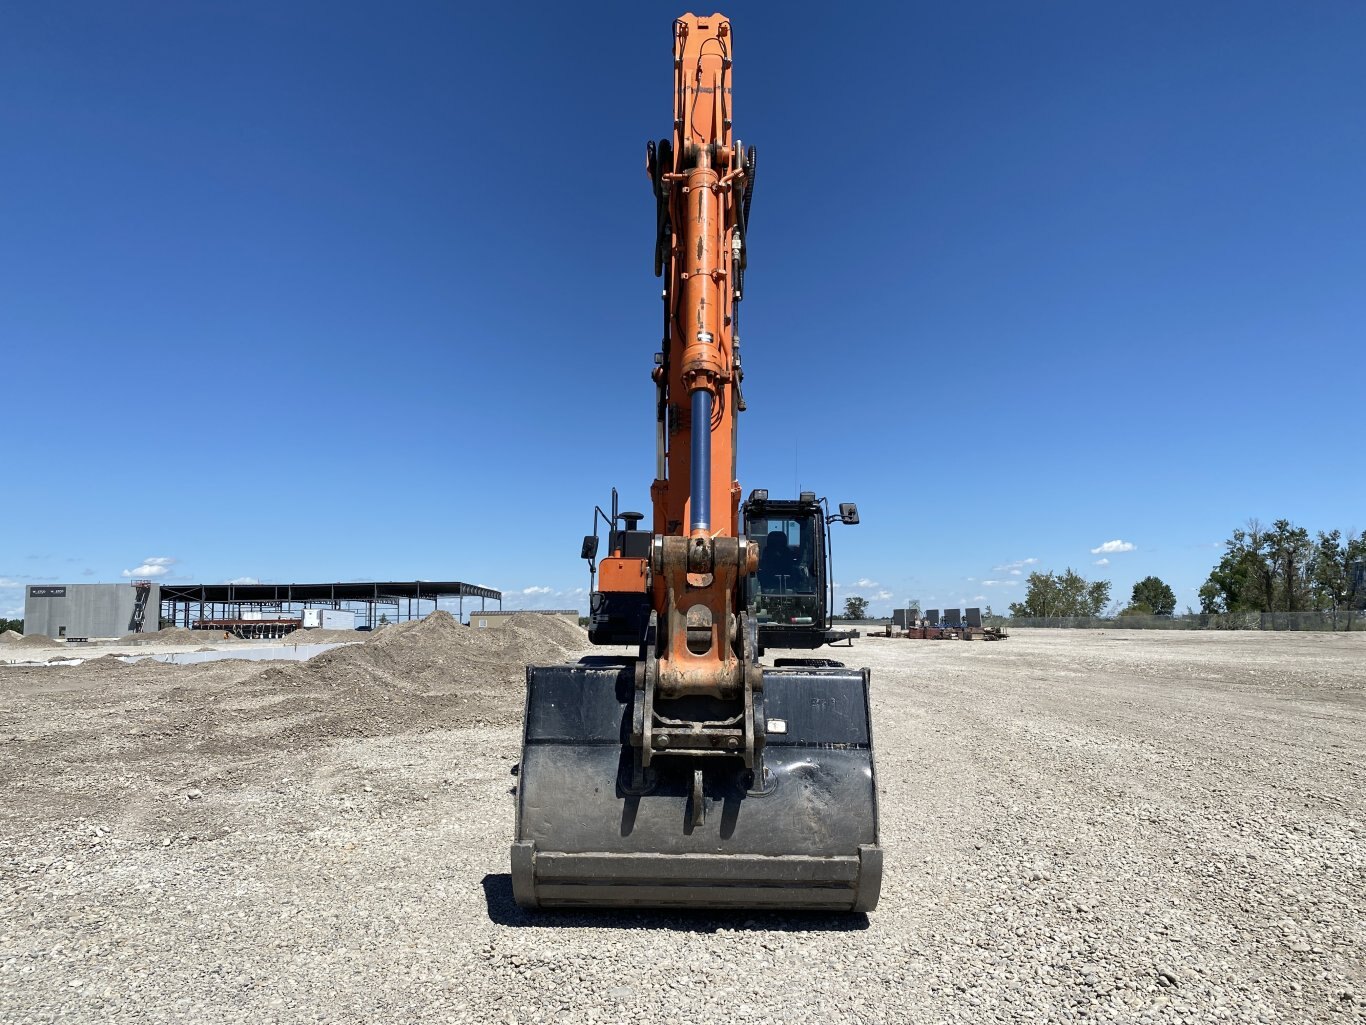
xmin=512 ymin=12 xmax=882 ymax=913
xmin=646 ymin=13 xmax=756 ymax=706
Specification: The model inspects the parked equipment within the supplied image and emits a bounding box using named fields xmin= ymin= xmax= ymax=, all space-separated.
xmin=888 ymin=606 xmax=1008 ymax=641
xmin=512 ymin=13 xmax=881 ymax=912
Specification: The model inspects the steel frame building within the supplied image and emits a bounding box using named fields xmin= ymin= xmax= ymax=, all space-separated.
xmin=158 ymin=581 xmax=502 ymax=630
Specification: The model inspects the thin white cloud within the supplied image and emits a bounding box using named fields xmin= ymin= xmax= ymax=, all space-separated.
xmin=854 ymin=578 xmax=879 ymax=588
xmin=122 ymin=557 xmax=175 ymax=578
xmin=1009 ymin=569 xmax=1022 ymax=576
xmin=521 ymin=585 xmax=553 ymax=595
xmin=1090 ymin=540 xmax=1135 ymax=555
xmin=980 ymin=579 xmax=1020 ymax=587
xmin=1093 ymin=558 xmax=1109 ymax=567
xmin=992 ymin=558 xmax=1037 ymax=573
xmin=873 ymin=590 xmax=893 ymax=601
xmin=972 ymin=595 xmax=986 ymax=601
xmin=226 ymin=576 xmax=260 ymax=585
xmin=0 ymin=577 xmax=21 ymax=588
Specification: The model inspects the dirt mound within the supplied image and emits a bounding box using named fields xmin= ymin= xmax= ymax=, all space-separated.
xmin=286 ymin=628 xmax=365 ymax=644
xmin=80 ymin=654 xmax=137 ymax=672
xmin=308 ymin=609 xmax=581 ymax=697
xmin=0 ymin=630 xmax=23 ymax=645
xmin=175 ymin=611 xmax=588 ymax=751
xmin=14 ymin=634 xmax=55 ymax=648
xmin=118 ymin=627 xmax=228 ymax=646
xmin=512 ymin=612 xmax=589 ymax=649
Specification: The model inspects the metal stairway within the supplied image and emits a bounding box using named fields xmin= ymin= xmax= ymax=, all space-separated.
xmin=130 ymin=580 xmax=151 ymax=633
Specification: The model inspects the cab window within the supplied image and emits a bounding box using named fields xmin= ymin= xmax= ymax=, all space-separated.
xmin=749 ymin=516 xmax=816 ymax=595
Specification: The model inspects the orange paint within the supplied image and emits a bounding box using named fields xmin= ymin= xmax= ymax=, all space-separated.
xmin=646 ymin=13 xmax=753 ymax=692
xmin=598 ymin=557 xmax=648 ymax=594
xmin=653 ymin=13 xmax=745 ymax=545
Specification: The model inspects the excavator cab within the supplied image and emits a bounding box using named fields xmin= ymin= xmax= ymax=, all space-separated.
xmin=744 ymin=491 xmax=860 ymax=652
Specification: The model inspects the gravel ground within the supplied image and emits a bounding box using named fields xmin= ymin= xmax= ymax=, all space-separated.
xmin=2 ymin=627 xmax=1363 ymax=1023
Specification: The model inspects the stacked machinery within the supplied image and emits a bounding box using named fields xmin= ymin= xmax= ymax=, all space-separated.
xmin=511 ymin=13 xmax=882 ymax=911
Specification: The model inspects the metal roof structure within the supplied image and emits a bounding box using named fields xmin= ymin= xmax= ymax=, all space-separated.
xmin=158 ymin=580 xmax=502 ymax=629
xmin=467 ymin=609 xmax=578 ymax=617
xmin=158 ymin=581 xmax=500 ymax=604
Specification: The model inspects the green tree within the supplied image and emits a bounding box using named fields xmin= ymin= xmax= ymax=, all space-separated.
xmin=1311 ymin=529 xmax=1348 ymax=614
xmin=1201 ymin=520 xmax=1274 ymax=613
xmin=1130 ymin=576 xmax=1176 ymax=616
xmin=1266 ymin=518 xmax=1313 ymax=612
xmin=1009 ymin=569 xmax=1111 ymax=619
xmin=1310 ymin=529 xmax=1366 ymax=627
xmin=842 ymin=595 xmax=869 ymax=619
xmin=1202 ymin=519 xmax=1364 ymax=623
xmin=0 ymin=618 xmax=22 ymax=634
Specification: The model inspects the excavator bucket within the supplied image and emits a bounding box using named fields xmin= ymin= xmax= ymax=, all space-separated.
xmin=512 ymin=657 xmax=881 ymax=911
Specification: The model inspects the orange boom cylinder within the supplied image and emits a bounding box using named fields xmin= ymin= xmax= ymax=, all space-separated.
xmin=656 ymin=13 xmax=746 ymax=543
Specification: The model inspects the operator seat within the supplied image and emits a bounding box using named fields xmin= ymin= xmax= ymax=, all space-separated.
xmin=759 ymin=531 xmax=797 ymax=591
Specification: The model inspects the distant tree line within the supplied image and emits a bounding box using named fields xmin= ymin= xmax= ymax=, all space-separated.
xmin=1009 ymin=571 xmax=1178 ymax=620
xmin=1008 ymin=569 xmax=1112 ymax=619
xmin=1001 ymin=519 xmax=1362 ymax=628
xmin=1199 ymin=519 xmax=1364 ymax=618
xmin=1 ymin=618 xmax=21 ymax=634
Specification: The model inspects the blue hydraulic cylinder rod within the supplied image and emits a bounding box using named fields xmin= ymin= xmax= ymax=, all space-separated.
xmin=690 ymin=389 xmax=712 ymax=532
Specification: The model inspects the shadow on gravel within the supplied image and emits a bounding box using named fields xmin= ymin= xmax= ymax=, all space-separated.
xmin=480 ymin=874 xmax=870 ymax=933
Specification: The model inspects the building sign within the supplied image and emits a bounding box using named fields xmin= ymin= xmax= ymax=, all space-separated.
xmin=29 ymin=586 xmax=67 ymax=598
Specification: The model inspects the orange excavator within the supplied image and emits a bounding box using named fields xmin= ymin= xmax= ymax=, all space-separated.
xmin=512 ymin=12 xmax=882 ymax=911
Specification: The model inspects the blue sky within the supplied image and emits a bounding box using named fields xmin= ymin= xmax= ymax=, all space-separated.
xmin=3 ymin=1 xmax=1364 ymax=620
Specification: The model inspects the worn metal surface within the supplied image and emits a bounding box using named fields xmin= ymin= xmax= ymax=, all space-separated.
xmin=514 ymin=658 xmax=881 ymax=911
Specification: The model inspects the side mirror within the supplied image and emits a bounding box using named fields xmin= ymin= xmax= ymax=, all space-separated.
xmin=580 ymin=535 xmax=600 ymax=561
xmin=839 ymin=502 xmax=860 ymax=525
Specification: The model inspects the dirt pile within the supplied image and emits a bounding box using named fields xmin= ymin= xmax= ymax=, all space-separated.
xmin=8 ymin=633 xmax=55 ymax=648
xmin=79 ymin=653 xmax=140 ymax=672
xmin=277 ymin=610 xmax=583 ymax=698
xmin=178 ymin=611 xmax=589 ymax=751
xmin=286 ymin=628 xmax=366 ymax=643
xmin=0 ymin=630 xmax=22 ymax=645
xmin=118 ymin=627 xmax=229 ymax=646
xmin=514 ymin=612 xmax=590 ymax=650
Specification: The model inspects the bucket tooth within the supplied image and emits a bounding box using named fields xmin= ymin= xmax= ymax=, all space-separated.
xmin=513 ymin=658 xmax=881 ymax=911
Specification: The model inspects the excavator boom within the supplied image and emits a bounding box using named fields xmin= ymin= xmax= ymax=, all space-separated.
xmin=512 ymin=12 xmax=882 ymax=912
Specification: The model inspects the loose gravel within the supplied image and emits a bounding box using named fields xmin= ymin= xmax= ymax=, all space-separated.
xmin=1 ymin=627 xmax=1362 ymax=1023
